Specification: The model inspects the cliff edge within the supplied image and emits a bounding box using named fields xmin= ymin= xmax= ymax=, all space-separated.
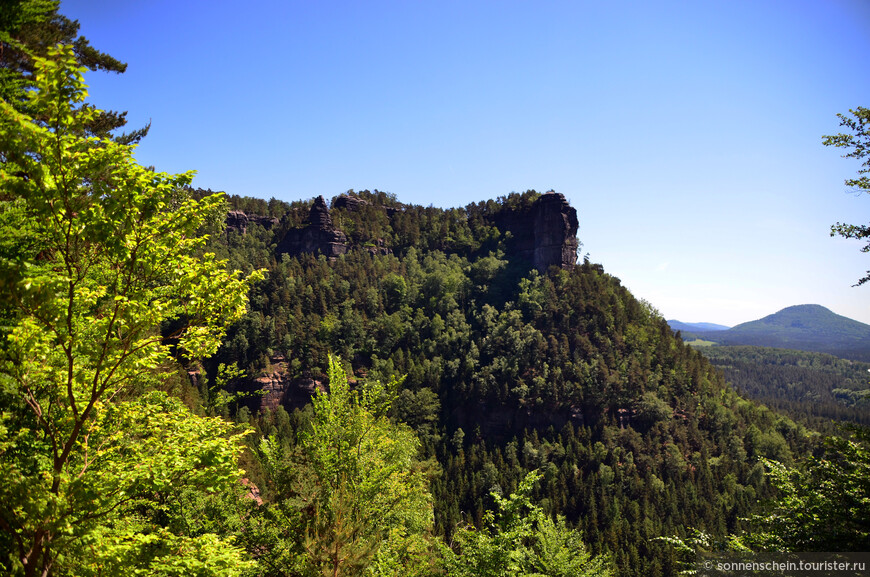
xmin=494 ymin=192 xmax=579 ymax=271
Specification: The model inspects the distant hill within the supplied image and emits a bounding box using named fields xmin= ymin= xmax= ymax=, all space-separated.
xmin=667 ymin=320 xmax=730 ymax=333
xmin=688 ymin=304 xmax=870 ymax=361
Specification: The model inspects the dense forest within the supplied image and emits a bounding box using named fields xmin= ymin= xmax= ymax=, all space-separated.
xmin=2 ymin=2 xmax=869 ymax=576
xmin=696 ymin=346 xmax=870 ymax=430
xmin=186 ymin=189 xmax=823 ymax=575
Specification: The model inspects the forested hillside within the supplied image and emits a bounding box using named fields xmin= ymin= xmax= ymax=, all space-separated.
xmin=192 ymin=190 xmax=817 ymax=576
xmin=3 ymin=3 xmax=869 ymax=575
xmin=697 ymin=346 xmax=870 ymax=430
xmin=685 ymin=305 xmax=870 ymax=361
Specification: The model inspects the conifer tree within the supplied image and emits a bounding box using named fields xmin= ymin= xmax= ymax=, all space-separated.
xmin=0 ymin=0 xmax=148 ymax=143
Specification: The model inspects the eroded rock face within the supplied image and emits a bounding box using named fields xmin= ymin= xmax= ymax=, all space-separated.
xmin=531 ymin=192 xmax=579 ymax=272
xmin=493 ymin=192 xmax=579 ymax=272
xmin=365 ymin=238 xmax=392 ymax=256
xmin=241 ymin=478 xmax=263 ymax=506
xmin=332 ymin=193 xmax=369 ymax=212
xmin=245 ymin=356 xmax=325 ymax=412
xmin=225 ymin=210 xmax=279 ymax=235
xmin=226 ymin=210 xmax=249 ymax=234
xmin=276 ymin=196 xmax=348 ymax=259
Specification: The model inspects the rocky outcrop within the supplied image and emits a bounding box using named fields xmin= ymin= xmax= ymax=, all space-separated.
xmin=493 ymin=192 xmax=579 ymax=272
xmin=531 ymin=192 xmax=579 ymax=271
xmin=365 ymin=238 xmax=392 ymax=256
xmin=241 ymin=478 xmax=263 ymax=506
xmin=226 ymin=210 xmax=279 ymax=235
xmin=259 ymin=191 xmax=575 ymax=268
xmin=244 ymin=355 xmax=325 ymax=412
xmin=333 ymin=192 xmax=401 ymax=216
xmin=332 ymin=193 xmax=369 ymax=212
xmin=276 ymin=196 xmax=348 ymax=259
xmin=226 ymin=211 xmax=248 ymax=233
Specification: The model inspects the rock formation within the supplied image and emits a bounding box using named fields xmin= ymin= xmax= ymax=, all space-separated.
xmin=493 ymin=192 xmax=579 ymax=272
xmin=244 ymin=356 xmax=325 ymax=412
xmin=225 ymin=191 xmax=580 ymax=414
xmin=332 ymin=193 xmax=369 ymax=212
xmin=225 ymin=210 xmax=279 ymax=235
xmin=227 ymin=191 xmax=577 ymax=270
xmin=365 ymin=238 xmax=392 ymax=256
xmin=276 ymin=196 xmax=348 ymax=259
xmin=241 ymin=478 xmax=263 ymax=506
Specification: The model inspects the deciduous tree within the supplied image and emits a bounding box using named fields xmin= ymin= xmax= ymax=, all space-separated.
xmin=0 ymin=45 xmax=260 ymax=576
xmin=824 ymin=107 xmax=870 ymax=285
xmin=444 ymin=471 xmax=612 ymax=577
xmin=253 ymin=355 xmax=435 ymax=577
xmin=746 ymin=426 xmax=870 ymax=551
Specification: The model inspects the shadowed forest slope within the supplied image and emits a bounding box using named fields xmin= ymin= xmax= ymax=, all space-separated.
xmin=186 ymin=189 xmax=818 ymax=576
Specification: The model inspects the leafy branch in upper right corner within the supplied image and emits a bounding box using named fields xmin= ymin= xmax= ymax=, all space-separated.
xmin=824 ymin=107 xmax=870 ymax=285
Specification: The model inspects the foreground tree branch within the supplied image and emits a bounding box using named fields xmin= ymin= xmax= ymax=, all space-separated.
xmin=0 ymin=45 xmax=261 ymax=576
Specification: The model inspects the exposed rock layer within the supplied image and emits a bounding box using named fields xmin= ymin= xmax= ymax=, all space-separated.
xmin=242 ymin=356 xmax=324 ymax=412
xmin=275 ymin=196 xmax=348 ymax=259
xmin=226 ymin=210 xmax=279 ymax=235
xmin=493 ymin=192 xmax=579 ymax=271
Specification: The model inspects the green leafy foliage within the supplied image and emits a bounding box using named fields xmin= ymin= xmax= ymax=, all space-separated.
xmin=4 ymin=7 xmax=856 ymax=576
xmin=245 ymin=355 xmax=435 ymax=576
xmin=653 ymin=527 xmax=750 ymax=576
xmin=444 ymin=471 xmax=612 ymax=577
xmin=0 ymin=46 xmax=260 ymax=576
xmin=666 ymin=425 xmax=870 ymax=567
xmin=746 ymin=425 xmax=870 ymax=552
xmin=823 ymin=107 xmax=870 ymax=285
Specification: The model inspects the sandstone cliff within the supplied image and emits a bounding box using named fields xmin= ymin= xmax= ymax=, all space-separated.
xmin=244 ymin=356 xmax=325 ymax=412
xmin=226 ymin=210 xmax=279 ymax=235
xmin=275 ymin=196 xmax=348 ymax=259
xmin=493 ymin=191 xmax=579 ymax=271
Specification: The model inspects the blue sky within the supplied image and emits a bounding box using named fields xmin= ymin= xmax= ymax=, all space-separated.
xmin=62 ymin=0 xmax=870 ymax=326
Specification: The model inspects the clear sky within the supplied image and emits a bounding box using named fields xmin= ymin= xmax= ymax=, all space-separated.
xmin=61 ymin=0 xmax=870 ymax=326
